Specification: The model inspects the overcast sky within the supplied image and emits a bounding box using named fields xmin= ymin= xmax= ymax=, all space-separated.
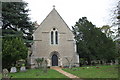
xmin=23 ymin=0 xmax=117 ymax=28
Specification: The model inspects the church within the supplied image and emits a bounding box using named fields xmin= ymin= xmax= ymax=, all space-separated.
xmin=29 ymin=7 xmax=79 ymax=68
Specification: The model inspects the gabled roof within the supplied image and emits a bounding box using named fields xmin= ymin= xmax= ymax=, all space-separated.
xmin=34 ymin=7 xmax=73 ymax=34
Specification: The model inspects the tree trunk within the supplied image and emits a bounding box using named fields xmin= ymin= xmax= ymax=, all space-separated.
xmin=87 ymin=57 xmax=91 ymax=65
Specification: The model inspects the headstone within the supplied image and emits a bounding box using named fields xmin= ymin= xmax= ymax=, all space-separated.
xmin=10 ymin=67 xmax=17 ymax=73
xmin=115 ymin=59 xmax=118 ymax=65
xmin=43 ymin=60 xmax=48 ymax=73
xmin=20 ymin=66 xmax=26 ymax=72
xmin=102 ymin=60 xmax=105 ymax=64
xmin=110 ymin=60 xmax=113 ymax=65
xmin=3 ymin=69 xmax=9 ymax=77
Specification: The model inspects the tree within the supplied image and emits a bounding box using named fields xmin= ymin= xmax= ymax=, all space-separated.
xmin=111 ymin=0 xmax=120 ymax=64
xmin=2 ymin=2 xmax=35 ymax=69
xmin=72 ymin=17 xmax=117 ymax=65
xmin=116 ymin=1 xmax=120 ymax=64
xmin=117 ymin=1 xmax=120 ymax=25
xmin=2 ymin=2 xmax=35 ymax=47
xmin=2 ymin=36 xmax=28 ymax=69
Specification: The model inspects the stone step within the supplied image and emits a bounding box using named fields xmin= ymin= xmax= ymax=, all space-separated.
xmin=50 ymin=66 xmax=61 ymax=69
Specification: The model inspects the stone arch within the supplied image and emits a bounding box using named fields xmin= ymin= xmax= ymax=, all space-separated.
xmin=49 ymin=51 xmax=60 ymax=66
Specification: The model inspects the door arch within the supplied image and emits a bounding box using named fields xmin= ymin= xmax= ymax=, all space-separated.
xmin=52 ymin=54 xmax=58 ymax=66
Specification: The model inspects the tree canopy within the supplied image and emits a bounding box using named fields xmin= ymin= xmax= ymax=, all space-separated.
xmin=2 ymin=2 xmax=34 ymax=46
xmin=2 ymin=36 xmax=28 ymax=69
xmin=116 ymin=1 xmax=120 ymax=63
xmin=72 ymin=17 xmax=117 ymax=65
xmin=2 ymin=2 xmax=34 ymax=69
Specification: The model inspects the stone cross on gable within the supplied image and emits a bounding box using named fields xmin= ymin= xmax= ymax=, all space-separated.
xmin=53 ymin=5 xmax=55 ymax=8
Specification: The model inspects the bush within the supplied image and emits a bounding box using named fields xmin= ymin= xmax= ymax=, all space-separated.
xmin=2 ymin=37 xmax=28 ymax=69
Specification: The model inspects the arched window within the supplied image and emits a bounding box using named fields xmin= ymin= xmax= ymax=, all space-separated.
xmin=50 ymin=28 xmax=58 ymax=45
xmin=55 ymin=31 xmax=58 ymax=44
xmin=51 ymin=31 xmax=54 ymax=44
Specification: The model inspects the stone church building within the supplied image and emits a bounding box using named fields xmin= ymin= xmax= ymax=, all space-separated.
xmin=29 ymin=7 xmax=79 ymax=68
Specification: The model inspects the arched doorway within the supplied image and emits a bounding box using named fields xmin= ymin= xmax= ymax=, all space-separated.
xmin=52 ymin=54 xmax=58 ymax=66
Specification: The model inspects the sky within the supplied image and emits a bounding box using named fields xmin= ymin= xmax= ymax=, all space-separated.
xmin=23 ymin=0 xmax=117 ymax=28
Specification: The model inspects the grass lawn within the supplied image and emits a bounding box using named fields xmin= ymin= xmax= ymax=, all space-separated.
xmin=63 ymin=65 xmax=118 ymax=78
xmin=8 ymin=68 xmax=68 ymax=78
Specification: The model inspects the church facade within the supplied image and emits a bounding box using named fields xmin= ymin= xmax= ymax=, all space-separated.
xmin=29 ymin=8 xmax=79 ymax=68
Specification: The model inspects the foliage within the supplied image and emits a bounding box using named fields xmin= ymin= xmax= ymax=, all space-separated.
xmin=35 ymin=58 xmax=48 ymax=73
xmin=2 ymin=1 xmax=35 ymax=69
xmin=63 ymin=65 xmax=118 ymax=78
xmin=2 ymin=2 xmax=35 ymax=47
xmin=116 ymin=40 xmax=120 ymax=64
xmin=112 ymin=1 xmax=120 ymax=65
xmin=22 ymin=64 xmax=25 ymax=66
xmin=79 ymin=58 xmax=87 ymax=66
xmin=116 ymin=1 xmax=120 ymax=22
xmin=116 ymin=1 xmax=120 ymax=64
xmin=100 ymin=25 xmax=114 ymax=38
xmin=35 ymin=58 xmax=44 ymax=69
xmin=72 ymin=17 xmax=117 ymax=65
xmin=2 ymin=36 xmax=28 ymax=69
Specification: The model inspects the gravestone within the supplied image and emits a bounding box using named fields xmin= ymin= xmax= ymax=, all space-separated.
xmin=115 ymin=59 xmax=118 ymax=64
xmin=110 ymin=63 xmax=113 ymax=65
xmin=43 ymin=60 xmax=48 ymax=73
xmin=3 ymin=68 xmax=9 ymax=77
xmin=20 ymin=66 xmax=26 ymax=72
xmin=110 ymin=60 xmax=113 ymax=65
xmin=10 ymin=67 xmax=17 ymax=73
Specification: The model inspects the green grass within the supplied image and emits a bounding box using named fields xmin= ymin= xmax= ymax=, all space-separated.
xmin=9 ymin=69 xmax=68 ymax=78
xmin=63 ymin=65 xmax=118 ymax=78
